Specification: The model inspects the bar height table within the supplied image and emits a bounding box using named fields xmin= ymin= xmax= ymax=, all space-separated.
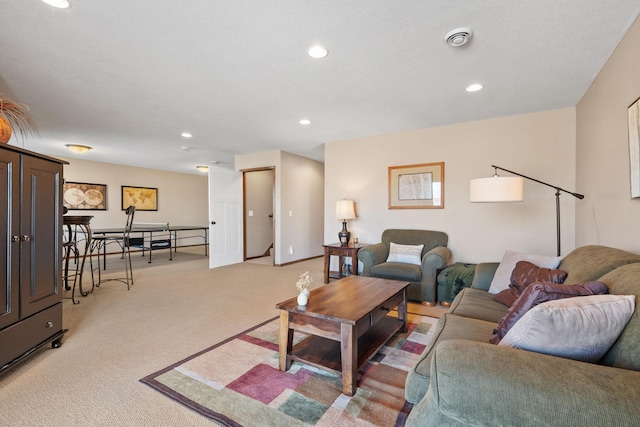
xmin=63 ymin=215 xmax=93 ymax=304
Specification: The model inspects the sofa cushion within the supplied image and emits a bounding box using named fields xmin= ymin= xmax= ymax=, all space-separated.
xmin=559 ymin=245 xmax=640 ymax=285
xmin=598 ymin=263 xmax=640 ymax=370
xmin=448 ymin=288 xmax=509 ymax=323
xmin=493 ymin=260 xmax=568 ymax=306
xmin=370 ymin=262 xmax=422 ymax=282
xmin=404 ymin=313 xmax=497 ymax=404
xmin=489 ymin=281 xmax=608 ymax=344
xmin=488 ymin=250 xmax=561 ymax=294
xmin=499 ymin=294 xmax=635 ymax=362
xmin=386 ymin=242 xmax=424 ymax=265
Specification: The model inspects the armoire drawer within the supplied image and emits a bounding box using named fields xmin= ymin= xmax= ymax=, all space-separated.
xmin=0 ymin=303 xmax=62 ymax=369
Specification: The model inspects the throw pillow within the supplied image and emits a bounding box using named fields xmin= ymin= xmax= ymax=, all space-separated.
xmin=386 ymin=242 xmax=424 ymax=265
xmin=488 ymin=250 xmax=562 ymax=294
xmin=490 ymin=281 xmax=608 ymax=344
xmin=493 ymin=260 xmax=568 ymax=306
xmin=498 ymin=294 xmax=635 ymax=363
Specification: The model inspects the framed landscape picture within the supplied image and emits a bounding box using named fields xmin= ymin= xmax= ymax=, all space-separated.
xmin=63 ymin=182 xmax=107 ymax=210
xmin=121 ymin=186 xmax=158 ymax=211
xmin=629 ymin=96 xmax=640 ymax=198
xmin=388 ymin=162 xmax=444 ymax=209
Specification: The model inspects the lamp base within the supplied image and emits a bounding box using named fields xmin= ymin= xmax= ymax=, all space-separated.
xmin=338 ymin=221 xmax=350 ymax=245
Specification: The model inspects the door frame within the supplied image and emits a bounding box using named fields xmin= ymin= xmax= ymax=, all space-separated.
xmin=241 ymin=167 xmax=275 ymax=263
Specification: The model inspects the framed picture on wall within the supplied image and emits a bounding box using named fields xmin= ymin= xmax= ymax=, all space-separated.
xmin=121 ymin=186 xmax=158 ymax=211
xmin=63 ymin=182 xmax=107 ymax=210
xmin=388 ymin=162 xmax=444 ymax=209
xmin=628 ymin=96 xmax=640 ymax=198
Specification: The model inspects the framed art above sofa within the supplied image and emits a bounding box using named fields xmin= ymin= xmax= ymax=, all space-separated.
xmin=628 ymin=96 xmax=640 ymax=198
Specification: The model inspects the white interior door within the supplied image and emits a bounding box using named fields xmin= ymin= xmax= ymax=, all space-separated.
xmin=208 ymin=167 xmax=243 ymax=268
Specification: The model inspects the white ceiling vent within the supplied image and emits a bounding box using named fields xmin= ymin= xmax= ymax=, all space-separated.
xmin=445 ymin=27 xmax=473 ymax=47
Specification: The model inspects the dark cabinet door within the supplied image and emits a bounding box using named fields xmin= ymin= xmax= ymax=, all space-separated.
xmin=0 ymin=150 xmax=20 ymax=330
xmin=19 ymin=155 xmax=63 ymax=318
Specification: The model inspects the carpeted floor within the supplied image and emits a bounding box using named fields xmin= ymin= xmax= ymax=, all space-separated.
xmin=141 ymin=314 xmax=438 ymax=426
xmin=0 ymin=249 xmax=446 ymax=426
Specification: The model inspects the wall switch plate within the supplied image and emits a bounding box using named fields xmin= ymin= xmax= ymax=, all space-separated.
xmin=289 ymin=245 xmax=294 ymax=254
xmin=248 ymin=210 xmax=254 ymax=217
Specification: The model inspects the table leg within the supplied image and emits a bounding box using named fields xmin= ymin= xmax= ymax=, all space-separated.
xmin=351 ymin=251 xmax=358 ymax=276
xmin=278 ymin=311 xmax=293 ymax=371
xmin=398 ymin=289 xmax=408 ymax=333
xmin=341 ymin=322 xmax=357 ymax=396
xmin=323 ymin=247 xmax=330 ymax=284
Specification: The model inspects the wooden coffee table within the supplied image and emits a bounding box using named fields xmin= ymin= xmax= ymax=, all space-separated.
xmin=275 ymin=275 xmax=409 ymax=396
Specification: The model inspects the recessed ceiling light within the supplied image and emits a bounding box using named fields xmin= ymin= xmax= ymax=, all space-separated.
xmin=196 ymin=165 xmax=209 ymax=172
xmin=181 ymin=132 xmax=192 ymax=138
xmin=41 ymin=0 xmax=70 ymax=8
xmin=66 ymin=144 xmax=91 ymax=154
xmin=299 ymin=119 xmax=311 ymax=125
xmin=466 ymin=83 xmax=483 ymax=92
xmin=308 ymin=46 xmax=328 ymax=59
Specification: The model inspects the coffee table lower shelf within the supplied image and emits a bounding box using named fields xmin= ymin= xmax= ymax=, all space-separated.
xmin=287 ymin=316 xmax=403 ymax=375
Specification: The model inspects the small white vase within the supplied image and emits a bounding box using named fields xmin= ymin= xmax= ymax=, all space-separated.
xmin=302 ymin=288 xmax=310 ymax=298
xmin=297 ymin=292 xmax=308 ymax=306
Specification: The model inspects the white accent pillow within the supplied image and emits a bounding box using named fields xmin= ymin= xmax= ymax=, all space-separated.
xmin=488 ymin=250 xmax=561 ymax=294
xmin=386 ymin=242 xmax=424 ymax=265
xmin=499 ymin=294 xmax=636 ymax=363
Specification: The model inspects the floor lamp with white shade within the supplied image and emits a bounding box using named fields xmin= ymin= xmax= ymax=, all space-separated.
xmin=470 ymin=165 xmax=584 ymax=256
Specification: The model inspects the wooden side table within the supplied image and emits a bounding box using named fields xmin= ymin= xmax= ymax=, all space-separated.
xmin=323 ymin=242 xmax=366 ymax=284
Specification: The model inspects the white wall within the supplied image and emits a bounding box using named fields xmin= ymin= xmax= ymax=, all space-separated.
xmin=235 ymin=150 xmax=324 ymax=264
xmin=325 ymin=108 xmax=577 ymax=263
xmin=62 ymin=157 xmax=208 ymax=245
xmin=576 ymin=15 xmax=640 ymax=253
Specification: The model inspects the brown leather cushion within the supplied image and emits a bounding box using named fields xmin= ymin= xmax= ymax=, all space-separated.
xmin=489 ymin=281 xmax=608 ymax=344
xmin=493 ymin=260 xmax=568 ymax=306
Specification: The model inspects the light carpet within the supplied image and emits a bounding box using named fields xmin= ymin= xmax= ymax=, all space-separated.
xmin=141 ymin=314 xmax=438 ymax=426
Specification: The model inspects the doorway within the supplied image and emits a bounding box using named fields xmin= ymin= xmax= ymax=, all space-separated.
xmin=243 ymin=168 xmax=275 ymax=264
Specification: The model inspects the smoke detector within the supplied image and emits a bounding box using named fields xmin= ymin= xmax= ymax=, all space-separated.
xmin=445 ymin=27 xmax=473 ymax=47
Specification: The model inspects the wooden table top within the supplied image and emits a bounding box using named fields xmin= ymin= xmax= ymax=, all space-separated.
xmin=275 ymin=275 xmax=409 ymax=325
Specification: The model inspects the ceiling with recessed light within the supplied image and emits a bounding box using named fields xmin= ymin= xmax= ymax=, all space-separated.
xmin=1 ymin=1 xmax=639 ymax=174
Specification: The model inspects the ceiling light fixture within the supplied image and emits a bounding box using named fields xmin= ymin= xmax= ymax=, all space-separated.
xmin=196 ymin=165 xmax=209 ymax=172
xmin=66 ymin=144 xmax=92 ymax=154
xmin=299 ymin=119 xmax=311 ymax=125
xmin=41 ymin=0 xmax=70 ymax=8
xmin=466 ymin=83 xmax=483 ymax=92
xmin=445 ymin=27 xmax=473 ymax=47
xmin=308 ymin=46 xmax=328 ymax=59
xmin=181 ymin=132 xmax=192 ymax=138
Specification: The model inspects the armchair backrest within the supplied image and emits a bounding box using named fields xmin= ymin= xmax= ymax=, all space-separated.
xmin=381 ymin=229 xmax=448 ymax=258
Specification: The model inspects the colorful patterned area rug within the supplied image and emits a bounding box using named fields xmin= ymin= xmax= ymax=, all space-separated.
xmin=141 ymin=314 xmax=438 ymax=426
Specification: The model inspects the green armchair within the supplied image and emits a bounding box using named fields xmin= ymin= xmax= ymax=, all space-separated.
xmin=357 ymin=229 xmax=451 ymax=305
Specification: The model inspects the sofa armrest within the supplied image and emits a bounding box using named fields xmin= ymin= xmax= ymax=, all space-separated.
xmin=470 ymin=262 xmax=499 ymax=291
xmin=407 ymin=340 xmax=640 ymax=427
xmin=357 ymin=243 xmax=388 ymax=276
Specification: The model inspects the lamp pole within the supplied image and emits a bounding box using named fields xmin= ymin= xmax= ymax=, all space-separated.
xmin=492 ymin=165 xmax=584 ymax=256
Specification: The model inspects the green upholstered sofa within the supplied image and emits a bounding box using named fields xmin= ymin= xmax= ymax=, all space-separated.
xmin=357 ymin=229 xmax=451 ymax=305
xmin=405 ymin=245 xmax=640 ymax=427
